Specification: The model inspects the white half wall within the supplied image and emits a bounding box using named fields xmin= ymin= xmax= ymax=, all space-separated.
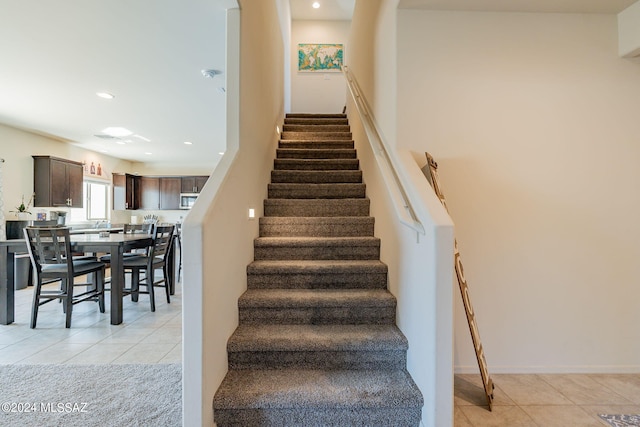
xmin=291 ymin=20 xmax=350 ymax=113
xmin=618 ymin=0 xmax=640 ymax=57
xmin=182 ymin=1 xmax=284 ymax=425
xmin=397 ymin=10 xmax=640 ymax=373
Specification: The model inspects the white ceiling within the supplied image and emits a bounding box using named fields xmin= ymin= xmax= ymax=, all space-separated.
xmin=0 ymin=0 xmax=233 ymax=166
xmin=0 ymin=0 xmax=635 ymax=168
xmin=290 ymin=0 xmax=355 ymax=20
xmin=398 ymin=0 xmax=638 ymax=14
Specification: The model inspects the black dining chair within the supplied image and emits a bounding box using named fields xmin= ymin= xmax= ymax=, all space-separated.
xmin=23 ymin=226 xmax=106 ymax=328
xmin=123 ymin=224 xmax=174 ymax=312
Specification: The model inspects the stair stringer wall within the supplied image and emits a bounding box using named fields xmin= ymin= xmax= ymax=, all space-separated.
xmin=346 ymin=100 xmax=455 ymax=427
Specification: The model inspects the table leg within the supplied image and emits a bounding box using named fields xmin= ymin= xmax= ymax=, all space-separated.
xmin=0 ymin=248 xmax=15 ymax=325
xmin=109 ymin=245 xmax=124 ymax=325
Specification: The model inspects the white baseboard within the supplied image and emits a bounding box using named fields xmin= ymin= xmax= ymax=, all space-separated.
xmin=454 ymin=365 xmax=640 ymax=374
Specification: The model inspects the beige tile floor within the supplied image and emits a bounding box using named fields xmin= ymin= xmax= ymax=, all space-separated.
xmin=0 ymin=278 xmax=182 ymax=365
xmin=455 ymin=373 xmax=640 ymax=426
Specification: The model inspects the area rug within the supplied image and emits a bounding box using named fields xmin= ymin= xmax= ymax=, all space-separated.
xmin=0 ymin=364 xmax=181 ymax=427
xmin=599 ymin=414 xmax=640 ymax=427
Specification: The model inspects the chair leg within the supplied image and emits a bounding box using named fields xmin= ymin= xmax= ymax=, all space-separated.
xmin=163 ymin=268 xmax=171 ymax=304
xmin=97 ymin=268 xmax=105 ymax=313
xmin=64 ymin=279 xmax=73 ymax=328
xmin=148 ymin=268 xmax=156 ymax=312
xmin=131 ymin=269 xmax=140 ymax=302
xmin=30 ymin=278 xmax=43 ymax=329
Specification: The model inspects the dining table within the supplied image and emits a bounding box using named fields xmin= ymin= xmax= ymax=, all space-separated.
xmin=0 ymin=232 xmax=153 ymax=326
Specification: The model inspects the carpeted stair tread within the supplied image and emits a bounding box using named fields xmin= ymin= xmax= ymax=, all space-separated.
xmin=264 ymin=198 xmax=370 ymax=217
xmin=286 ymin=113 xmax=347 ymax=118
xmin=253 ymin=236 xmax=380 ymax=260
xmin=284 ymin=117 xmax=349 ymax=125
xmin=213 ymin=368 xmax=423 ymax=411
xmin=228 ymin=324 xmax=408 ymax=352
xmin=276 ymin=148 xmax=356 ymax=159
xmin=283 ymin=124 xmax=350 ymax=132
xmin=227 ymin=324 xmax=409 ymax=370
xmin=281 ymin=131 xmax=353 ymax=141
xmin=239 ymin=288 xmax=395 ymax=308
xmin=271 ymin=170 xmax=362 ymax=183
xmin=246 ymin=260 xmax=388 ymax=289
xmin=274 ymin=158 xmax=359 ymax=171
xmin=268 ymin=183 xmax=366 ymax=199
xmin=278 ymin=140 xmax=355 ymax=149
xmin=259 ymin=216 xmax=374 ymax=237
xmin=247 ymin=259 xmax=387 ymax=275
xmin=276 ymin=148 xmax=357 ymax=159
xmin=254 ymin=236 xmax=380 ymax=247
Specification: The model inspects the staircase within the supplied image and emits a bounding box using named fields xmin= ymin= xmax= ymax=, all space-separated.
xmin=213 ymin=113 xmax=423 ymax=426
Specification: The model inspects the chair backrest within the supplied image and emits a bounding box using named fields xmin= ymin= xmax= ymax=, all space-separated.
xmin=124 ymin=223 xmax=154 ymax=234
xmin=23 ymin=226 xmax=73 ymax=272
xmin=149 ymin=224 xmax=174 ymax=261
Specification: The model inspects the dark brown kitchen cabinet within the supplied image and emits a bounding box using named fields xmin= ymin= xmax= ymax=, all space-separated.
xmin=160 ymin=177 xmax=181 ymax=210
xmin=139 ymin=176 xmax=160 ymax=210
xmin=33 ymin=156 xmax=83 ymax=208
xmin=181 ymin=176 xmax=208 ymax=193
xmin=112 ymin=173 xmax=140 ymax=210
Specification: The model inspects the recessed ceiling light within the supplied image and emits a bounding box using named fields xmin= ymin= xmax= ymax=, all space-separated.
xmin=312 ymin=2 xmax=320 ymax=9
xmin=96 ymin=92 xmax=115 ymax=99
xmin=218 ymin=152 xmax=225 ymax=155
xmin=144 ymin=152 xmax=152 ymax=155
xmin=100 ymin=149 xmax=109 ymax=153
xmin=102 ymin=127 xmax=132 ymax=137
xmin=184 ymin=141 xmax=193 ymax=145
xmin=115 ymin=141 xmax=126 ymax=145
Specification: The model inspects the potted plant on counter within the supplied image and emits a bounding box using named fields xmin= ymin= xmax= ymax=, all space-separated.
xmin=10 ymin=193 xmax=34 ymax=220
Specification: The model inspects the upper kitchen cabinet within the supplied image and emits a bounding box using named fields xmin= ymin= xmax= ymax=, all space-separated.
xmin=112 ymin=173 xmax=140 ymax=210
xmin=139 ymin=176 xmax=160 ymax=210
xmin=33 ymin=156 xmax=83 ymax=208
xmin=181 ymin=176 xmax=208 ymax=193
xmin=160 ymin=177 xmax=181 ymax=210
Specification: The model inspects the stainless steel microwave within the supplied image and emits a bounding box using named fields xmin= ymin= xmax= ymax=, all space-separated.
xmin=179 ymin=193 xmax=198 ymax=209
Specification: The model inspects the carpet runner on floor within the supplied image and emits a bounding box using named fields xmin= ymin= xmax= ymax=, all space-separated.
xmin=213 ymin=113 xmax=423 ymax=426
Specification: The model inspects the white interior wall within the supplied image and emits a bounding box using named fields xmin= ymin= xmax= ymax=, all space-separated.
xmin=183 ymin=1 xmax=283 ymax=425
xmin=348 ymin=1 xmax=455 ymax=425
xmin=0 ymin=123 xmax=132 ymax=222
xmin=290 ymin=20 xmax=350 ymax=113
xmin=397 ymin=10 xmax=640 ymax=373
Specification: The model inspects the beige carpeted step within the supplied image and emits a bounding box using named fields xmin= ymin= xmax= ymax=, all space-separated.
xmin=246 ymin=260 xmax=388 ymax=289
xmin=227 ymin=324 xmax=408 ymax=370
xmin=274 ymin=158 xmax=359 ymax=170
xmin=213 ymin=368 xmax=423 ymax=427
xmin=276 ymin=148 xmax=356 ymax=159
xmin=238 ymin=288 xmax=396 ymax=324
xmin=281 ymin=131 xmax=353 ymax=140
xmin=278 ymin=139 xmax=354 ymax=149
xmin=267 ymin=183 xmax=366 ymax=199
xmin=253 ymin=236 xmax=380 ymax=260
xmin=271 ymin=170 xmax=362 ymax=184
xmin=284 ymin=117 xmax=349 ymax=125
xmin=259 ymin=216 xmax=374 ymax=237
